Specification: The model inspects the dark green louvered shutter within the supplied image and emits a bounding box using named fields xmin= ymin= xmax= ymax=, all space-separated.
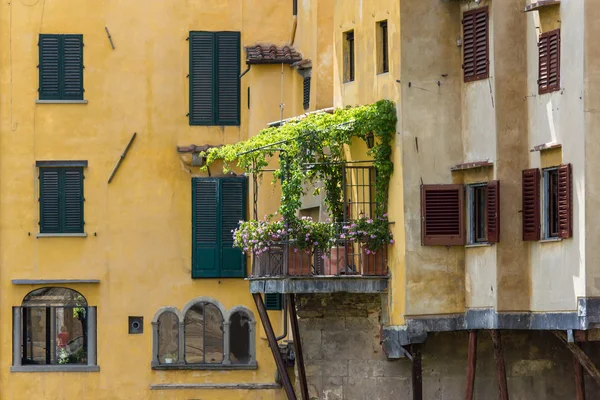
xmin=39 ymin=169 xmax=61 ymax=233
xmin=62 ymin=35 xmax=84 ymax=100
xmin=39 ymin=34 xmax=83 ymax=100
xmin=189 ymin=32 xmax=215 ymax=125
xmin=39 ymin=167 xmax=83 ymax=233
xmin=63 ymin=168 xmax=84 ymax=232
xmin=216 ymin=32 xmax=240 ymax=125
xmin=192 ymin=178 xmax=219 ymax=278
xmin=220 ymin=178 xmax=247 ymax=278
xmin=39 ymin=35 xmax=61 ymax=100
xmin=265 ymin=294 xmax=283 ymax=310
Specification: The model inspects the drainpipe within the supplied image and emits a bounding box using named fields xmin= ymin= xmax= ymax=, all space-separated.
xmin=290 ymin=0 xmax=298 ymax=45
xmin=275 ymin=295 xmax=288 ymax=341
xmin=239 ymin=64 xmax=251 ymax=79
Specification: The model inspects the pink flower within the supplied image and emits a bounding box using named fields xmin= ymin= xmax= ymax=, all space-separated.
xmin=370 ymin=234 xmax=376 ymax=239
xmin=340 ymin=234 xmax=346 ymax=239
xmin=390 ymin=239 xmax=395 ymax=244
xmin=365 ymin=249 xmax=371 ymax=255
xmin=313 ymin=241 xmax=318 ymax=246
xmin=294 ymin=248 xmax=298 ymax=253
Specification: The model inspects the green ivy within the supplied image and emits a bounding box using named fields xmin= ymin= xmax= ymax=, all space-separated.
xmin=203 ymin=99 xmax=397 ymax=222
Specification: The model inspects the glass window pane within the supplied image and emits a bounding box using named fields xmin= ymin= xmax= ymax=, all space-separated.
xmin=204 ymin=304 xmax=223 ymax=364
xmin=229 ymin=311 xmax=250 ymax=364
xmin=185 ymin=304 xmax=205 ymax=363
xmin=158 ymin=312 xmax=179 ymax=364
xmin=24 ymin=307 xmax=47 ymax=365
xmin=23 ymin=288 xmax=87 ymax=307
xmin=55 ymin=307 xmax=87 ymax=365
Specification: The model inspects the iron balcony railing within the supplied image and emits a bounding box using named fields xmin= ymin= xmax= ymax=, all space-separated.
xmin=251 ymin=239 xmax=388 ymax=278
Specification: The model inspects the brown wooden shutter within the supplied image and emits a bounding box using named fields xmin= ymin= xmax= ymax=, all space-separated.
xmin=462 ymin=7 xmax=489 ymax=82
xmin=538 ymin=29 xmax=560 ymax=94
xmin=421 ymin=184 xmax=465 ymax=246
xmin=486 ymin=180 xmax=500 ymax=243
xmin=558 ymin=163 xmax=572 ymax=239
xmin=522 ymin=169 xmax=540 ymax=241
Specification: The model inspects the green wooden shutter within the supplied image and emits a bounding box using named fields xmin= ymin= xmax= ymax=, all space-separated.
xmin=265 ymin=294 xmax=283 ymax=310
xmin=39 ymin=35 xmax=61 ymax=100
xmin=219 ymin=178 xmax=247 ymax=278
xmin=192 ymin=178 xmax=219 ymax=278
xmin=189 ymin=32 xmax=215 ymax=125
xmin=39 ymin=168 xmax=61 ymax=233
xmin=62 ymin=168 xmax=84 ymax=232
xmin=215 ymin=32 xmax=240 ymax=125
xmin=61 ymin=35 xmax=84 ymax=100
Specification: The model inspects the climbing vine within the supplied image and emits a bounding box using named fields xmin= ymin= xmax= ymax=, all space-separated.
xmin=202 ymin=99 xmax=397 ymax=223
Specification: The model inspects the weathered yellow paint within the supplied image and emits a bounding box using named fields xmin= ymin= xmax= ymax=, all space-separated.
xmin=540 ymin=147 xmax=563 ymax=168
xmin=0 ymin=0 xmax=332 ymax=398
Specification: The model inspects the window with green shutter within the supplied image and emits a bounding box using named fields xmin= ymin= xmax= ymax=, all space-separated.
xmin=264 ymin=294 xmax=283 ymax=311
xmin=192 ymin=177 xmax=247 ymax=278
xmin=39 ymin=167 xmax=84 ymax=233
xmin=189 ymin=31 xmax=240 ymax=126
xmin=39 ymin=34 xmax=84 ymax=101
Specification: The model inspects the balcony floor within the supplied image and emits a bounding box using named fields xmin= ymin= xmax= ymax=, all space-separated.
xmin=247 ymin=275 xmax=388 ymax=294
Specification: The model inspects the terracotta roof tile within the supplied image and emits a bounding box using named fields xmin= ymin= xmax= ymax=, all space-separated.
xmin=245 ymin=44 xmax=302 ymax=64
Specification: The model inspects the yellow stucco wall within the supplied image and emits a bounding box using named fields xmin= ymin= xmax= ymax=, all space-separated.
xmin=0 ymin=0 xmax=331 ymax=398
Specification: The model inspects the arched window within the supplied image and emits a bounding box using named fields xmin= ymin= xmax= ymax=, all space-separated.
xmin=184 ymin=302 xmax=223 ymax=364
xmin=157 ymin=312 xmax=179 ymax=364
xmin=13 ymin=287 xmax=97 ymax=370
xmin=229 ymin=310 xmax=251 ymax=364
xmin=151 ymin=300 xmax=256 ymax=369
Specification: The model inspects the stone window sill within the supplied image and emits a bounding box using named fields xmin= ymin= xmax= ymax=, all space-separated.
xmin=11 ymin=365 xmax=99 ymax=373
xmin=465 ymin=243 xmax=492 ymax=248
xmin=36 ymin=100 xmax=88 ymax=104
xmin=37 ymin=233 xmax=88 ymax=238
xmin=151 ymin=363 xmax=257 ymax=371
xmin=540 ymin=237 xmax=562 ymax=244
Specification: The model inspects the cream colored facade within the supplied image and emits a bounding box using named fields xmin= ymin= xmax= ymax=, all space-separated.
xmin=0 ymin=0 xmax=332 ymax=399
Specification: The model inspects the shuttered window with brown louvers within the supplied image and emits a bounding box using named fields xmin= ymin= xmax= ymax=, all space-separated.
xmin=522 ymin=169 xmax=541 ymax=241
xmin=538 ymin=29 xmax=561 ymax=94
xmin=462 ymin=7 xmax=489 ymax=83
xmin=421 ymin=185 xmax=465 ymax=246
xmin=558 ymin=163 xmax=572 ymax=239
xmin=486 ymin=180 xmax=500 ymax=243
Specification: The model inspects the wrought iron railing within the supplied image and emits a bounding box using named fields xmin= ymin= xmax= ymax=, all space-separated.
xmin=251 ymin=239 xmax=388 ymax=278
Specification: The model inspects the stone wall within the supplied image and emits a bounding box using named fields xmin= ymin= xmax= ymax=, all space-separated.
xmin=296 ymin=293 xmax=600 ymax=400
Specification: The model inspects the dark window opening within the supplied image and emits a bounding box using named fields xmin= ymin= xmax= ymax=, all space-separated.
xmin=469 ymin=184 xmax=487 ymax=243
xmin=344 ymin=31 xmax=355 ymax=82
xmin=379 ymin=21 xmax=389 ymax=74
xmin=344 ymin=166 xmax=376 ymax=220
xmin=21 ymin=288 xmax=88 ymax=366
xmin=229 ymin=311 xmax=251 ymax=364
xmin=546 ymin=168 xmax=560 ymax=238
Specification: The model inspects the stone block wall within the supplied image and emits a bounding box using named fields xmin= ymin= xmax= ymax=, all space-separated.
xmin=295 ymin=293 xmax=600 ymax=399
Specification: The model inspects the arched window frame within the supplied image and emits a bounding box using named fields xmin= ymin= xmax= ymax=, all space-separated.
xmin=11 ymin=287 xmax=98 ymax=372
xmin=151 ymin=297 xmax=256 ymax=370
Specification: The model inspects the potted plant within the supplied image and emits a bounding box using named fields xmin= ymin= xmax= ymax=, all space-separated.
xmin=286 ymin=217 xmax=332 ymax=276
xmin=342 ymin=214 xmax=393 ymax=275
xmin=233 ymin=215 xmax=286 ymax=256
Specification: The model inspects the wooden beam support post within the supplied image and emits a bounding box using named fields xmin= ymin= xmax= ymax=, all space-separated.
xmin=554 ymin=331 xmax=600 ymax=388
xmin=574 ymin=347 xmax=586 ymax=400
xmin=253 ymin=293 xmax=297 ymax=400
xmin=466 ymin=330 xmax=478 ymax=400
xmin=288 ymin=294 xmax=309 ymax=400
xmin=489 ymin=330 xmax=509 ymax=400
xmin=411 ymin=344 xmax=423 ymax=400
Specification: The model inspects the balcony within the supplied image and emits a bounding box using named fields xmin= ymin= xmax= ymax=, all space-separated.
xmin=248 ymin=239 xmax=389 ymax=294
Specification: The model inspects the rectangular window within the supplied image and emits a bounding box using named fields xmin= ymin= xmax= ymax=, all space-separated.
xmin=467 ymin=184 xmax=487 ymax=244
xmin=344 ymin=30 xmax=355 ymax=83
xmin=377 ymin=21 xmax=389 ymax=74
xmin=192 ymin=177 xmax=247 ymax=278
xmin=544 ymin=168 xmax=560 ymax=238
xmin=543 ymin=164 xmax=572 ymax=239
xmin=189 ymin=31 xmax=241 ymax=126
xmin=39 ymin=34 xmax=84 ymax=100
xmin=344 ymin=166 xmax=375 ymax=220
xmin=538 ymin=29 xmax=561 ymax=94
xmin=39 ymin=167 xmax=84 ymax=234
xmin=264 ymin=294 xmax=283 ymax=311
xmin=462 ymin=7 xmax=489 ymax=82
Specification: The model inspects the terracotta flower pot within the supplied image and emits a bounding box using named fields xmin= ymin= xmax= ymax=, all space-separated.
xmin=361 ymin=246 xmax=387 ymax=276
xmin=324 ymin=246 xmax=347 ymax=275
xmin=287 ymin=246 xmax=313 ymax=275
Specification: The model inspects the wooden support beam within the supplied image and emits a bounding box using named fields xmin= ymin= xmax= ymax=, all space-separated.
xmin=411 ymin=344 xmax=423 ymax=400
xmin=288 ymin=294 xmax=309 ymax=400
xmin=489 ymin=330 xmax=509 ymax=400
xmin=574 ymin=347 xmax=586 ymax=400
xmin=554 ymin=331 xmax=600 ymax=388
xmin=253 ymin=293 xmax=297 ymax=400
xmin=465 ymin=330 xmax=478 ymax=400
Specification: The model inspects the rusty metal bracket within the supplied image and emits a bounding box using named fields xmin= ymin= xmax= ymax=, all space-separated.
xmin=108 ymin=133 xmax=136 ymax=184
